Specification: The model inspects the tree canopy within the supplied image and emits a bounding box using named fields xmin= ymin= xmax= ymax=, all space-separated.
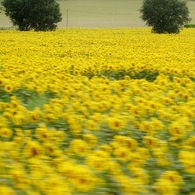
xmin=1 ymin=0 xmax=62 ymax=31
xmin=0 ymin=5 xmax=4 ymax=13
xmin=139 ymin=0 xmax=191 ymax=33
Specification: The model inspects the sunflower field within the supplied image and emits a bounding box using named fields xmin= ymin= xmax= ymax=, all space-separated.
xmin=0 ymin=28 xmax=195 ymax=195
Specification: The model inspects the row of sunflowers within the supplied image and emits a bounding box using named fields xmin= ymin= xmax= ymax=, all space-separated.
xmin=0 ymin=28 xmax=195 ymax=195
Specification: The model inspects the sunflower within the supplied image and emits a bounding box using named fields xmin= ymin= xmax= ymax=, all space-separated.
xmin=69 ymin=139 xmax=90 ymax=156
xmin=68 ymin=165 xmax=99 ymax=192
xmin=169 ymin=121 xmax=186 ymax=140
xmin=0 ymin=185 xmax=17 ymax=195
xmin=4 ymin=84 xmax=14 ymax=93
xmin=83 ymin=134 xmax=98 ymax=148
xmin=154 ymin=178 xmax=179 ymax=195
xmin=113 ymin=146 xmax=132 ymax=162
xmin=143 ymin=136 xmax=159 ymax=149
xmin=0 ymin=127 xmax=13 ymax=138
xmin=86 ymin=154 xmax=110 ymax=172
xmin=35 ymin=125 xmax=50 ymax=142
xmin=160 ymin=171 xmax=184 ymax=185
xmin=107 ymin=116 xmax=124 ymax=130
xmin=23 ymin=141 xmax=43 ymax=158
xmin=179 ymin=150 xmax=195 ymax=174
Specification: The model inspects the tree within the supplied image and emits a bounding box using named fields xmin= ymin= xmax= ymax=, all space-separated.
xmin=1 ymin=0 xmax=62 ymax=31
xmin=139 ymin=0 xmax=191 ymax=34
xmin=0 ymin=5 xmax=4 ymax=13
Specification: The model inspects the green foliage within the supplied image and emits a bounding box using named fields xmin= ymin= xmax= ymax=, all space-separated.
xmin=139 ymin=0 xmax=191 ymax=33
xmin=1 ymin=0 xmax=62 ymax=31
xmin=184 ymin=23 xmax=195 ymax=27
xmin=83 ymin=69 xmax=159 ymax=82
xmin=0 ymin=5 xmax=4 ymax=13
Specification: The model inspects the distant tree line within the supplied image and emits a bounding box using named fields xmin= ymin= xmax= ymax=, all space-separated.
xmin=0 ymin=0 xmax=192 ymax=33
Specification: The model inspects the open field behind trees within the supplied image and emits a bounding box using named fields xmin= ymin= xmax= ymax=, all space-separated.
xmin=0 ymin=0 xmax=195 ymax=28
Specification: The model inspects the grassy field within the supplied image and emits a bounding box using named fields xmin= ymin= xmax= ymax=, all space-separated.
xmin=57 ymin=0 xmax=145 ymax=28
xmin=0 ymin=0 xmax=195 ymax=28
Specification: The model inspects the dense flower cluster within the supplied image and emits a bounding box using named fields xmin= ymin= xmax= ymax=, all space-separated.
xmin=0 ymin=28 xmax=195 ymax=195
